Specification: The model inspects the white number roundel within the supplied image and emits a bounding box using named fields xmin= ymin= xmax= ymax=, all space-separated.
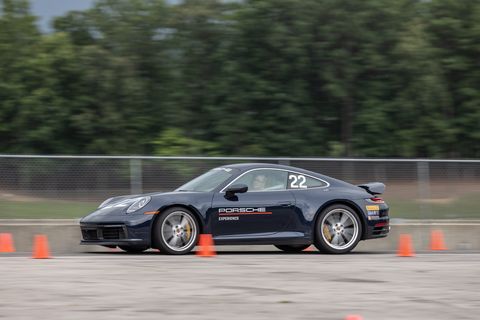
xmin=289 ymin=174 xmax=306 ymax=189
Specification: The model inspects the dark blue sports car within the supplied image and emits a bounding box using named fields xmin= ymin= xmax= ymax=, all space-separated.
xmin=80 ymin=163 xmax=389 ymax=254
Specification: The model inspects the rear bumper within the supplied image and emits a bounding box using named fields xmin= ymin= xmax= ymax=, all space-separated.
xmin=364 ymin=219 xmax=390 ymax=239
xmin=361 ymin=202 xmax=390 ymax=239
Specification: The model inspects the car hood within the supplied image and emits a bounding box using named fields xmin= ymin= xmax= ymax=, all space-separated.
xmin=81 ymin=196 xmax=141 ymax=219
xmin=84 ymin=190 xmax=203 ymax=218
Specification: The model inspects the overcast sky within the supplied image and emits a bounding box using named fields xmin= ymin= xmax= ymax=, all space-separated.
xmin=31 ymin=0 xmax=95 ymax=32
xmin=30 ymin=0 xmax=182 ymax=32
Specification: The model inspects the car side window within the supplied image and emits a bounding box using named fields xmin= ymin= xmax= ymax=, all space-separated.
xmin=234 ymin=169 xmax=288 ymax=192
xmin=288 ymin=172 xmax=327 ymax=189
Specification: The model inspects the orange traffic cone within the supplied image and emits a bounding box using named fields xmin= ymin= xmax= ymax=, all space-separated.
xmin=430 ymin=230 xmax=447 ymax=251
xmin=397 ymin=234 xmax=415 ymax=257
xmin=0 ymin=233 xmax=15 ymax=253
xmin=304 ymin=245 xmax=315 ymax=252
xmin=196 ymin=234 xmax=216 ymax=257
xmin=32 ymin=234 xmax=51 ymax=259
xmin=345 ymin=315 xmax=363 ymax=320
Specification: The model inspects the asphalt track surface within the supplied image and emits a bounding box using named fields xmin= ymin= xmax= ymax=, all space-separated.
xmin=1 ymin=250 xmax=479 ymax=320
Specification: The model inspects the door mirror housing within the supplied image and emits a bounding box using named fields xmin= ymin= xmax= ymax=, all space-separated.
xmin=225 ymin=184 xmax=248 ymax=197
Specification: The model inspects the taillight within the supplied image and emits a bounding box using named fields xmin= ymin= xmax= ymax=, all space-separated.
xmin=370 ymin=197 xmax=384 ymax=204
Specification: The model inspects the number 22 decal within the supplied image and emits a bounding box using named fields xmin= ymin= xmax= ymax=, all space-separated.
xmin=289 ymin=174 xmax=307 ymax=189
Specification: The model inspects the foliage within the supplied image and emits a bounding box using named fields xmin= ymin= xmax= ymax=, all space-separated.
xmin=1 ymin=0 xmax=480 ymax=158
xmin=153 ymin=128 xmax=220 ymax=156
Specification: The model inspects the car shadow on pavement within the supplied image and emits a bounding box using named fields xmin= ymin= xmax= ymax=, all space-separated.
xmin=85 ymin=250 xmax=392 ymax=255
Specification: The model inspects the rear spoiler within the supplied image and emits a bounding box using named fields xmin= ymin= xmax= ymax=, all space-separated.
xmin=357 ymin=182 xmax=385 ymax=195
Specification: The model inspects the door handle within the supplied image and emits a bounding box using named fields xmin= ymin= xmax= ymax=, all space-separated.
xmin=278 ymin=201 xmax=293 ymax=207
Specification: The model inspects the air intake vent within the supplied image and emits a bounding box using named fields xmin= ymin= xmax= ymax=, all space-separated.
xmin=101 ymin=227 xmax=125 ymax=240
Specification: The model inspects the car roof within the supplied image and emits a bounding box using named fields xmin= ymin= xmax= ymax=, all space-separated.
xmin=222 ymin=162 xmax=294 ymax=170
xmin=222 ymin=163 xmax=320 ymax=176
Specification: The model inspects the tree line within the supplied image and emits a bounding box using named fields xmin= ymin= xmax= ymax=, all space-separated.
xmin=1 ymin=0 xmax=479 ymax=157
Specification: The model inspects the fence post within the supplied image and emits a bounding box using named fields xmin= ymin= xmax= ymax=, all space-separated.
xmin=417 ymin=160 xmax=431 ymax=220
xmin=130 ymin=158 xmax=143 ymax=195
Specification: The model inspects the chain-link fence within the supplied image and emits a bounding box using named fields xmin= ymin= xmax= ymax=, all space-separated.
xmin=1 ymin=155 xmax=479 ymax=219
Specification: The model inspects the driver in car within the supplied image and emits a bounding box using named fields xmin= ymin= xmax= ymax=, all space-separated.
xmin=252 ymin=174 xmax=267 ymax=191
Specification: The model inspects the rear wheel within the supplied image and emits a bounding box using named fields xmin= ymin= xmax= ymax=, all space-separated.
xmin=152 ymin=207 xmax=199 ymax=255
xmin=314 ymin=204 xmax=362 ymax=254
xmin=119 ymin=245 xmax=148 ymax=253
xmin=274 ymin=244 xmax=310 ymax=253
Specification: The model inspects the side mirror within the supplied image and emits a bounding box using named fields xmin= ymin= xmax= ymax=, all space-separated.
xmin=225 ymin=184 xmax=248 ymax=197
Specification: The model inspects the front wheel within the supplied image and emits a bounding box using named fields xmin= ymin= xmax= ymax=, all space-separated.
xmin=152 ymin=207 xmax=199 ymax=255
xmin=274 ymin=244 xmax=310 ymax=253
xmin=314 ymin=204 xmax=362 ymax=254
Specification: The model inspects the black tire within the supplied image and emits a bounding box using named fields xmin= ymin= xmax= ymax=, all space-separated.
xmin=152 ymin=207 xmax=200 ymax=255
xmin=274 ymin=244 xmax=311 ymax=252
xmin=119 ymin=245 xmax=149 ymax=253
xmin=314 ymin=204 xmax=362 ymax=254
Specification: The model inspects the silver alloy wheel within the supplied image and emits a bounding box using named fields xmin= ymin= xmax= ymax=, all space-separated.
xmin=320 ymin=208 xmax=359 ymax=250
xmin=161 ymin=210 xmax=197 ymax=252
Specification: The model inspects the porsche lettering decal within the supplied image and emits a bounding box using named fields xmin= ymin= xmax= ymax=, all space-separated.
xmin=218 ymin=208 xmax=272 ymax=215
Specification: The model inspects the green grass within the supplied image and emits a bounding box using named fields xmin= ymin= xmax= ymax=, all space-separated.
xmin=0 ymin=194 xmax=479 ymax=219
xmin=0 ymin=200 xmax=97 ymax=219
xmin=388 ymin=193 xmax=480 ymax=219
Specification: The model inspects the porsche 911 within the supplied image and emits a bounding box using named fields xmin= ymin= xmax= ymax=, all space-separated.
xmin=80 ymin=163 xmax=389 ymax=254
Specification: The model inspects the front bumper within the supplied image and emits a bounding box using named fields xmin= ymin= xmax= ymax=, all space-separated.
xmin=80 ymin=213 xmax=153 ymax=247
xmin=80 ymin=224 xmax=148 ymax=246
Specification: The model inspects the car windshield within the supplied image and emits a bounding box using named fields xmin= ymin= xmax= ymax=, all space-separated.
xmin=176 ymin=168 xmax=235 ymax=192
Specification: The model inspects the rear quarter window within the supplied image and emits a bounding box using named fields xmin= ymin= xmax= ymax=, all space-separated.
xmin=288 ymin=172 xmax=327 ymax=189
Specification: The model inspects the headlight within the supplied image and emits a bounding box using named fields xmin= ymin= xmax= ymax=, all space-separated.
xmin=98 ymin=197 xmax=114 ymax=209
xmin=126 ymin=196 xmax=151 ymax=213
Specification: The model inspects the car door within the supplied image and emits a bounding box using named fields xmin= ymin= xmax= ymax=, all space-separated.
xmin=210 ymin=169 xmax=296 ymax=239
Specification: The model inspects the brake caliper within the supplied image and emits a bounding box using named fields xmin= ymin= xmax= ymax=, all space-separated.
xmin=323 ymin=225 xmax=332 ymax=241
xmin=186 ymin=222 xmax=191 ymax=239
